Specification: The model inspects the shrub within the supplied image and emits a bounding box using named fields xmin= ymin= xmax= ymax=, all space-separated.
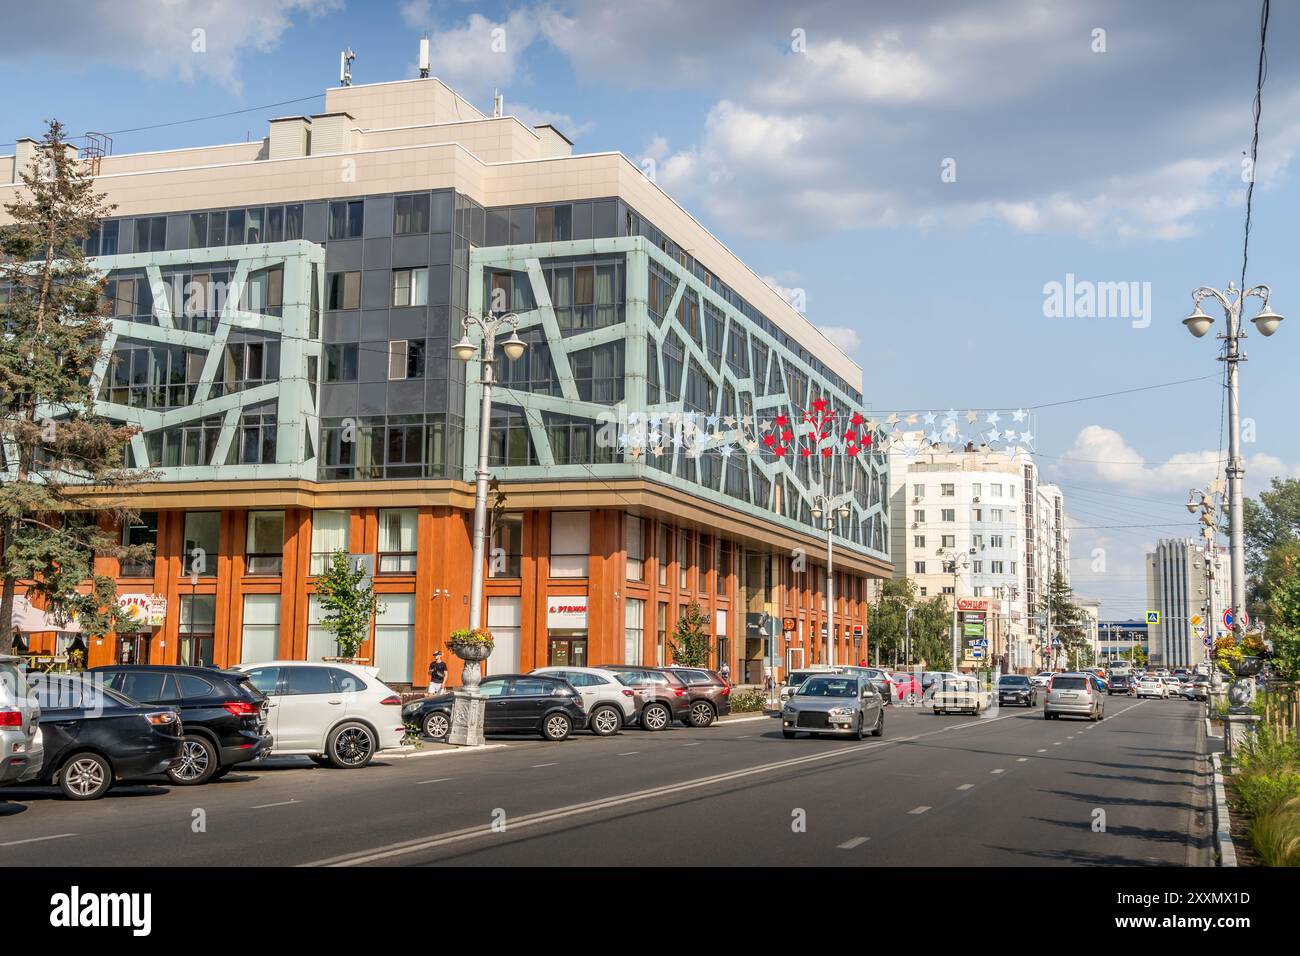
xmin=729 ymin=690 xmax=767 ymax=713
xmin=1250 ymin=796 xmax=1300 ymax=867
xmin=1236 ymin=772 xmax=1300 ymax=817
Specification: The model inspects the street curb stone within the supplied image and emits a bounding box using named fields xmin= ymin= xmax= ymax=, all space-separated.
xmin=1210 ymin=752 xmax=1238 ymax=868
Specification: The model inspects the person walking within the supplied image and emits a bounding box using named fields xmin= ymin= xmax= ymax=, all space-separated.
xmin=427 ymin=651 xmax=448 ymax=694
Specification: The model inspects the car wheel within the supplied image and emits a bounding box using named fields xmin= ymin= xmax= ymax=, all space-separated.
xmin=871 ymin=709 xmax=885 ymax=737
xmin=58 ymin=752 xmax=112 ymax=801
xmin=542 ymin=713 xmax=572 ymax=742
xmin=167 ymin=734 xmax=218 ymax=786
xmin=782 ymin=729 xmax=796 ymax=739
xmin=688 ymin=701 xmax=716 ymax=728
xmin=423 ymin=710 xmax=450 ymax=741
xmin=590 ymin=705 xmax=622 ymax=737
xmin=327 ymin=722 xmax=376 ymax=769
xmin=641 ymin=702 xmax=671 ymax=732
xmin=934 ymin=709 xmax=945 ymax=715
xmin=855 ymin=714 xmax=867 ymax=740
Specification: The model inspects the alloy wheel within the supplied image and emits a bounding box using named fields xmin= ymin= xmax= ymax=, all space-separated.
xmin=545 ymin=715 xmax=570 ymax=740
xmin=593 ymin=707 xmax=621 ymax=735
xmin=172 ymin=739 xmax=211 ymax=782
xmin=642 ymin=704 xmax=669 ymax=731
xmin=334 ymin=727 xmax=374 ymax=766
xmin=64 ymin=757 xmax=106 ymax=797
xmin=424 ymin=712 xmax=449 ymax=740
xmin=690 ymin=701 xmax=715 ymax=727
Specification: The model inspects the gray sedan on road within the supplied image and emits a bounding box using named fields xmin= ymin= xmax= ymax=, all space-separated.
xmin=781 ymin=674 xmax=884 ymax=740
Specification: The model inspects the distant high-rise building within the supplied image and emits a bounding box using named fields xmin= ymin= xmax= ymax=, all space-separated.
xmin=1145 ymin=539 xmax=1227 ymax=667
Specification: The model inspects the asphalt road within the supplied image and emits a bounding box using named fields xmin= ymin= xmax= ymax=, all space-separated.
xmin=0 ymin=695 xmax=1213 ymax=866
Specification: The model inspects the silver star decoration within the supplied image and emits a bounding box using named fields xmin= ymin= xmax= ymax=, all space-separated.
xmin=724 ymin=416 xmax=736 ymax=428
xmin=922 ymin=411 xmax=936 ymax=426
xmin=944 ymin=408 xmax=958 ymax=423
xmin=720 ymin=444 xmax=733 ymax=458
xmin=906 ymin=414 xmax=918 ymax=425
xmin=885 ymin=413 xmax=899 ymax=426
xmin=1012 ymin=408 xmax=1026 ymax=423
xmin=927 ymin=430 xmax=942 ymax=444
xmin=746 ymin=440 xmax=759 ymax=453
xmin=985 ymin=411 xmax=1000 ymax=426
xmin=986 ymin=429 xmax=1001 ymax=444
xmin=742 ymin=415 xmax=754 ymax=428
xmin=1019 ymin=430 xmax=1034 ymax=445
xmin=964 ymin=410 xmax=978 ymax=424
xmin=706 ymin=414 xmax=719 ymax=429
xmin=761 ymin=420 xmax=772 ymax=432
xmin=649 ymin=415 xmax=662 ymax=429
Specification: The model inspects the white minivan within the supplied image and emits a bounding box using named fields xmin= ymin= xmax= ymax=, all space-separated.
xmin=232 ymin=661 xmax=405 ymax=768
xmin=0 ymin=656 xmax=44 ymax=786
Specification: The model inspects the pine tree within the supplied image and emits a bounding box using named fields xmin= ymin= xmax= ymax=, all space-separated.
xmin=0 ymin=121 xmax=148 ymax=654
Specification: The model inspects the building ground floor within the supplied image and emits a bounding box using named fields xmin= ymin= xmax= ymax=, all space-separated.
xmin=12 ymin=479 xmax=889 ymax=689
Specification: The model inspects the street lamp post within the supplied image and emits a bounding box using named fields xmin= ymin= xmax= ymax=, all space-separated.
xmin=1187 ymin=485 xmax=1223 ymax=666
xmin=449 ymin=311 xmax=525 ymax=746
xmin=938 ymin=549 xmax=970 ymax=671
xmin=1183 ymin=283 xmax=1284 ymax=644
xmin=810 ymin=492 xmax=852 ymax=669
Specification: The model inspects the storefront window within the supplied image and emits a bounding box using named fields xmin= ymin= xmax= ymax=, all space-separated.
xmin=374 ymin=595 xmax=415 ymax=683
xmin=183 ymin=511 xmax=220 ymax=577
xmin=180 ymin=594 xmax=216 ymax=666
xmin=246 ymin=510 xmax=285 ymax=575
xmin=120 ymin=512 xmax=158 ymax=577
xmin=549 ymin=512 xmax=589 ymax=578
xmin=241 ymin=594 xmax=280 ymax=662
xmin=624 ymin=598 xmax=645 ymax=665
xmin=626 ymin=515 xmax=644 ymax=582
xmin=489 ymin=514 xmax=523 ymax=578
xmin=378 ymin=508 xmax=418 ymax=573
xmin=307 ymin=595 xmax=341 ymax=660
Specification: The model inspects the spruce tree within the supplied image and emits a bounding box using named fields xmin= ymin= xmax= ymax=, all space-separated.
xmin=0 ymin=121 xmax=149 ymax=653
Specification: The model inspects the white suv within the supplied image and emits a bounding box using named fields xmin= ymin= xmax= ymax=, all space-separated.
xmin=531 ymin=666 xmax=638 ymax=736
xmin=233 ymin=662 xmax=405 ymax=768
xmin=0 ymin=656 xmax=44 ymax=786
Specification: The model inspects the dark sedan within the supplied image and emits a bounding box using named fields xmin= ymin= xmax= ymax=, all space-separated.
xmin=664 ymin=667 xmax=731 ymax=727
xmin=1107 ymin=675 xmax=1136 ymax=696
xmin=996 ymin=675 xmax=1037 ymax=707
xmin=404 ymin=674 xmax=587 ymax=742
xmin=92 ymin=665 xmax=272 ymax=785
xmin=23 ymin=674 xmax=183 ymax=800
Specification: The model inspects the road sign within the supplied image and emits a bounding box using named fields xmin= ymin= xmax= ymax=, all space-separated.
xmin=1222 ymin=608 xmax=1250 ymax=630
xmin=1203 ymin=637 xmax=1213 ymax=648
xmin=1190 ymin=614 xmax=1202 ymax=627
xmin=1146 ymin=611 xmax=1160 ymax=625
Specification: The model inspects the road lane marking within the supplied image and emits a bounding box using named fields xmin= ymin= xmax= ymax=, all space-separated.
xmin=990 ymin=769 xmax=1005 ymax=774
xmin=530 ymin=763 xmax=557 ymax=768
xmin=416 ymin=778 xmax=453 ymax=785
xmin=838 ymin=837 xmax=869 ymax=849
xmin=305 ymin=713 xmax=1024 ymax=867
xmin=251 ymin=799 xmax=300 ymax=809
xmin=617 ymin=751 xmax=640 ymax=756
xmin=908 ymin=806 xmax=931 ymax=814
xmin=957 ymin=784 xmax=974 ymax=790
xmin=1053 ymin=742 xmax=1062 ymax=746
xmin=1037 ymin=748 xmax=1047 ymax=752
xmin=1017 ymin=757 xmax=1029 ymax=762
xmin=0 ymin=833 xmax=76 ymax=847
xmin=682 ymin=742 xmax=701 ymax=747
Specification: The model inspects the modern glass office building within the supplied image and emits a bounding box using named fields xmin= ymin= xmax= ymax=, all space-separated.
xmin=1 ymin=75 xmax=890 ymax=687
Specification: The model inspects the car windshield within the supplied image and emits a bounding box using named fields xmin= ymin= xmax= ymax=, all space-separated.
xmin=1052 ymin=677 xmax=1088 ymax=690
xmin=998 ymin=676 xmax=1029 ymax=686
xmin=798 ymin=677 xmax=858 ymax=698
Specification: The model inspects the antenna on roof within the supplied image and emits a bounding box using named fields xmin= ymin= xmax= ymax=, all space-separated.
xmin=493 ymin=89 xmax=503 ymax=117
xmin=418 ymin=36 xmax=430 ymax=78
xmin=340 ymin=48 xmax=356 ymax=86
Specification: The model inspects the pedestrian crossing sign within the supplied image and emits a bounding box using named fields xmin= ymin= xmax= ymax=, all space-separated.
xmin=1146 ymin=611 xmax=1160 ymax=624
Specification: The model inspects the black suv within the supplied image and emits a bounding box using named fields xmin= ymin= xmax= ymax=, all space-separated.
xmin=590 ymin=665 xmax=692 ymax=731
xmin=92 ymin=665 xmax=272 ymax=785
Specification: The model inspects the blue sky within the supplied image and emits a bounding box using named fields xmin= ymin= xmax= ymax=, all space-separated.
xmin=7 ymin=0 xmax=1299 ymax=617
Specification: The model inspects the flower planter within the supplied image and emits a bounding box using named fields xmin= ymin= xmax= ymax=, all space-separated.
xmin=449 ymin=640 xmax=493 ymax=689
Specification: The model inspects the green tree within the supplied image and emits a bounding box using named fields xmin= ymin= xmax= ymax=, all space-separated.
xmin=1042 ymin=571 xmax=1088 ymax=668
xmin=0 ymin=121 xmax=148 ymax=654
xmin=669 ymin=601 xmax=712 ymax=667
xmin=314 ymin=550 xmax=381 ymax=659
xmin=1119 ymin=644 xmax=1148 ymax=667
xmin=868 ymin=578 xmax=951 ymax=669
xmin=1257 ymin=540 xmax=1300 ymax=681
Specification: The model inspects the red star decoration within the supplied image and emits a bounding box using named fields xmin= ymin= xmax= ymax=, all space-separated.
xmin=820 ymin=447 xmax=833 ymax=457
xmin=800 ymin=447 xmax=812 ymax=458
xmin=774 ymin=414 xmax=788 ymax=427
xmin=846 ymin=445 xmax=861 ymax=457
xmin=811 ymin=397 xmax=828 ymax=412
xmin=851 ymin=413 xmax=864 ymax=426
xmin=774 ymin=446 xmax=787 ymax=457
xmin=781 ymin=429 xmax=793 ymax=442
xmin=762 ymin=434 xmax=776 ymax=447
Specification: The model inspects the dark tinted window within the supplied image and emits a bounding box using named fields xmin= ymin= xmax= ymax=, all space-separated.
xmin=242 ymin=667 xmax=281 ymax=695
xmin=332 ymin=669 xmax=367 ymax=694
xmin=676 ymin=669 xmax=716 ymax=686
xmin=177 ymin=675 xmax=217 ymax=700
xmin=479 ymin=678 xmax=509 ymax=698
xmin=1052 ymin=677 xmax=1088 ymax=690
xmin=284 ymin=666 xmax=337 ymax=696
xmin=34 ymin=677 xmax=130 ymax=711
xmin=998 ymin=675 xmax=1030 ymax=686
xmin=510 ymin=678 xmax=553 ymax=697
xmin=114 ymin=671 xmax=169 ymax=702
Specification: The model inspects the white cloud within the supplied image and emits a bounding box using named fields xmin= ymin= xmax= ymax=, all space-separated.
xmin=402 ymin=8 xmax=543 ymax=94
xmin=508 ymin=102 xmax=594 ymax=141
xmin=815 ymin=326 xmax=862 ymax=354
xmin=7 ymin=0 xmax=341 ymax=93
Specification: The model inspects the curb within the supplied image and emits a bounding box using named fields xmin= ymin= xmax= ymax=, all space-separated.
xmin=718 ymin=713 xmax=775 ymax=724
xmin=379 ymin=743 xmax=509 ymax=760
xmin=1210 ymin=752 xmax=1238 ymax=868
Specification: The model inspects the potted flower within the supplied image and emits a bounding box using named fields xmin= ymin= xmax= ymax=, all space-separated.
xmin=448 ymin=627 xmax=494 ymax=689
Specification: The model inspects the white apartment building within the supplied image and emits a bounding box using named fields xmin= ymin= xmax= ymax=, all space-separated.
xmin=1145 ymin=538 xmax=1228 ymax=668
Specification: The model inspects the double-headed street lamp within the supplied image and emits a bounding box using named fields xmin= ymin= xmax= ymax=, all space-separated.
xmin=937 ymin=548 xmax=971 ymax=671
xmin=1187 ymin=485 xmax=1224 ymax=662
xmin=810 ymin=493 xmax=852 ymax=668
xmin=1183 ymin=282 xmax=1283 ymax=643
xmin=454 ymin=312 xmax=526 ymax=635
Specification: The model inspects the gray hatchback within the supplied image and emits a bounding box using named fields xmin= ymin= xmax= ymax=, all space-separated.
xmin=781 ymin=673 xmax=884 ymax=739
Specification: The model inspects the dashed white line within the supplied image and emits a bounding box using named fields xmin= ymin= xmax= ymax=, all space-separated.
xmin=1017 ymin=757 xmax=1029 ymax=762
xmin=0 ymin=833 xmax=77 ymax=847
xmin=838 ymin=836 xmax=870 ymax=849
xmin=416 ymin=778 xmax=453 ymax=785
xmin=617 ymin=751 xmax=640 ymax=756
xmin=1053 ymin=742 xmax=1062 ymax=746
xmin=956 ymin=784 xmax=974 ymax=791
xmin=1037 ymin=748 xmax=1047 ymax=753
xmin=990 ymin=769 xmax=1005 ymax=774
xmin=908 ymin=806 xmax=931 ymax=815
xmin=682 ymin=742 xmax=701 ymax=747
xmin=530 ymin=763 xmax=557 ymax=768
xmin=251 ymin=799 xmax=300 ymax=809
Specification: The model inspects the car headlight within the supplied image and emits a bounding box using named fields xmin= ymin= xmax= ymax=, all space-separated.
xmin=829 ymin=707 xmax=853 ymax=717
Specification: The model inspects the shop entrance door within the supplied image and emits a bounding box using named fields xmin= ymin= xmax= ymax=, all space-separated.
xmin=117 ymin=632 xmax=152 ymax=665
xmin=548 ymin=633 xmax=588 ymax=667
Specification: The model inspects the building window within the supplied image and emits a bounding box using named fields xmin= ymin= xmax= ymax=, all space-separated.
xmin=941 ymin=483 xmax=955 ymax=496
xmin=991 ymin=508 xmax=1004 ymax=521
xmin=327 ymin=271 xmax=360 ymax=310
xmin=625 ymin=598 xmax=645 ymax=666
xmin=974 ymin=586 xmax=985 ymax=597
xmin=310 ymin=510 xmax=350 ymax=576
xmin=179 ymin=594 xmax=216 ymax=666
xmin=378 ymin=508 xmax=418 ymax=573
xmin=914 ymin=510 xmax=925 ymax=523
xmin=941 ymin=535 xmax=956 ymax=549
xmin=912 ymin=483 xmax=925 ymax=498
xmin=549 ymin=511 xmax=590 ymax=578
xmin=182 ymin=512 xmax=220 ymax=577
xmin=914 ymin=535 xmax=925 ymax=548
xmin=324 ymin=343 xmax=358 ymax=382
xmin=245 ymin=511 xmax=285 ymax=575
xmin=134 ymin=216 xmax=166 ymax=252
xmin=973 ymin=561 xmax=984 ymax=573
xmin=393 ymin=193 xmax=430 ymax=235
xmin=914 ymin=561 xmax=926 ymax=574
xmin=991 ymin=483 xmax=1003 ymax=497
xmin=240 ymin=594 xmax=280 ymax=662
xmin=990 ymin=535 xmax=1004 ymax=548
xmin=942 ymin=586 xmax=955 ymax=595
xmin=973 ymin=534 xmax=984 ymax=549
xmin=657 ymin=601 xmax=669 ymax=666
xmin=388 ymin=339 xmax=425 ymax=379
xmin=919 ymin=587 xmax=928 ymax=596
xmin=991 ymin=561 xmax=1005 ymax=574
xmin=942 ymin=509 xmax=955 ymax=522
xmin=373 ymin=594 xmax=415 ymax=684
xmin=328 ymin=200 xmax=363 ymax=239
xmin=626 ymin=515 xmax=645 ymax=582
xmin=973 ymin=483 xmax=982 ymax=498
xmin=120 ymin=512 xmax=158 ymax=577
xmin=232 ymin=409 xmax=277 ymax=464
xmin=678 ymin=531 xmax=689 ymax=589
xmin=306 ymin=595 xmax=340 ymax=660
xmin=716 ymin=539 xmax=730 ymax=597
xmin=489 ymin=514 xmax=523 ymax=578
xmin=698 ymin=535 xmax=712 ymax=593
xmin=657 ymin=524 xmax=669 ymax=587
xmin=391 ymin=268 xmax=429 ymax=307
xmin=973 ymin=508 xmax=983 ymax=522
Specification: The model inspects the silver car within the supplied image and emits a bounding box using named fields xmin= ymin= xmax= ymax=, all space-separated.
xmin=781 ymin=673 xmax=884 ymax=740
xmin=1043 ymin=672 xmax=1105 ymax=721
xmin=0 ymin=656 xmax=44 ymax=786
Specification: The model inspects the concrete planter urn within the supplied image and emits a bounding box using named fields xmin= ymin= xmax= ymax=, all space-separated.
xmin=448 ymin=629 xmax=494 ymax=689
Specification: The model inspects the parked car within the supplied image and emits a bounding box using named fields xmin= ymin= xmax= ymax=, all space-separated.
xmin=404 ymin=673 xmax=586 ymax=742
xmin=589 ymin=665 xmax=691 ymax=730
xmin=835 ymin=665 xmax=896 ymax=706
xmin=0 ymin=656 xmax=43 ymax=787
xmin=780 ymin=667 xmax=839 ymax=704
xmin=24 ymin=673 xmax=182 ymax=800
xmin=932 ymin=675 xmax=984 ymax=716
xmin=1182 ymin=675 xmax=1211 ymax=701
xmin=995 ymin=674 xmax=1037 ymax=707
xmin=891 ymin=672 xmax=923 ymax=704
xmin=532 ymin=666 xmax=639 ymax=736
xmin=93 ymin=664 xmax=272 ymax=785
xmin=1107 ymin=674 xmax=1136 ymax=696
xmin=1043 ymin=672 xmax=1104 ymax=721
xmin=1029 ymin=671 xmax=1054 ymax=688
xmin=1135 ymin=676 xmax=1167 ymax=698
xmin=922 ymin=670 xmax=963 ymax=691
xmin=665 ymin=667 xmax=732 ymax=726
xmin=231 ymin=662 xmax=404 ymax=768
xmin=781 ymin=673 xmax=884 ymax=740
